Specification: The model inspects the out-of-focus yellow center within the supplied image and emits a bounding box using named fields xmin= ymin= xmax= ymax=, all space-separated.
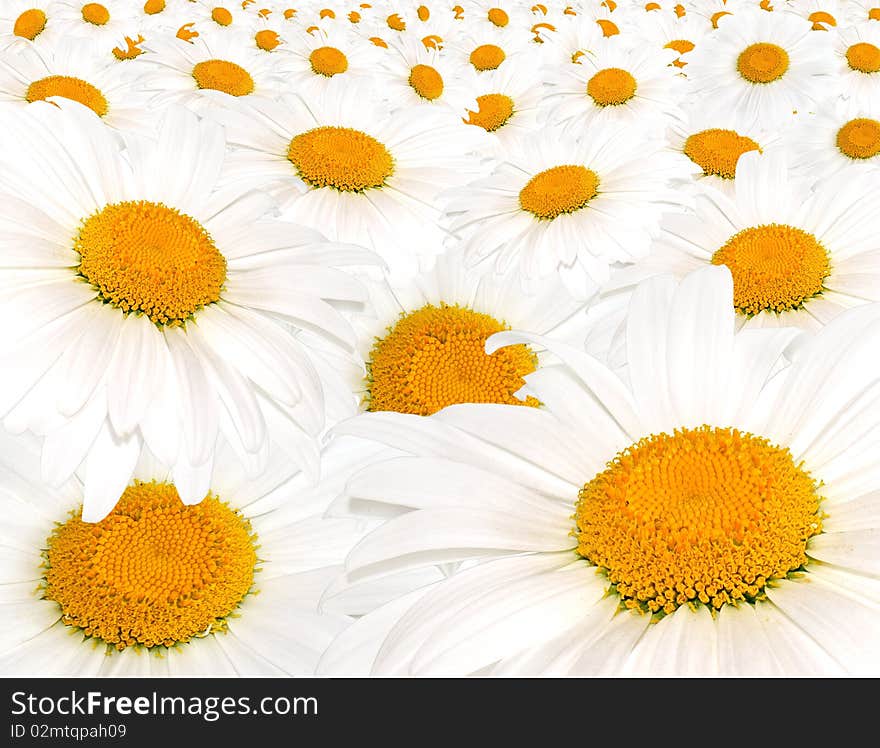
xmin=464 ymin=93 xmax=514 ymax=131
xmin=287 ymin=126 xmax=394 ymax=191
xmin=836 ymin=117 xmax=880 ymax=159
xmin=144 ymin=0 xmax=165 ymax=13
xmin=576 ymin=426 xmax=823 ymax=615
xmin=683 ymin=128 xmax=761 ymax=179
xmin=387 ymin=12 xmax=405 ymax=30
xmin=82 ymin=3 xmax=109 ymax=25
xmin=488 ymin=7 xmax=509 ymax=26
xmin=519 ymin=165 xmax=599 ymax=219
xmin=737 ymin=42 xmax=789 ymax=83
xmin=469 ymin=43 xmax=506 ymax=71
xmin=587 ymin=67 xmax=637 ymax=106
xmin=310 ymin=46 xmax=349 ymax=76
xmin=255 ymin=29 xmax=280 ymax=51
xmin=25 ymin=76 xmax=108 ymax=117
xmin=14 ymin=9 xmax=47 ymax=39
xmin=211 ymin=6 xmax=233 ymax=25
xmin=408 ymin=64 xmax=444 ymax=100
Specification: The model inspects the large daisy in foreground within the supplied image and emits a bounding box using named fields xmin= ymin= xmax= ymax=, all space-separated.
xmin=0 ymin=432 xmax=363 ymax=677
xmin=320 ymin=267 xmax=880 ymax=676
xmin=0 ymin=102 xmax=374 ymax=520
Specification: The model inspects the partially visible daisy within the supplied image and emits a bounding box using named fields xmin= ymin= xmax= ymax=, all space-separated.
xmin=0 ymin=0 xmax=59 ymax=49
xmin=319 ymin=267 xmax=880 ymax=676
xmin=785 ymin=0 xmax=848 ymax=30
xmin=182 ymin=0 xmax=247 ymax=32
xmin=0 ymin=431 xmax=364 ymax=677
xmin=0 ymin=102 xmax=375 ymax=520
xmin=51 ymin=0 xmax=134 ymax=49
xmin=848 ymin=0 xmax=880 ymax=23
xmin=833 ymin=23 xmax=880 ymax=108
xmin=444 ymin=125 xmax=686 ymax=296
xmin=462 ymin=0 xmax=536 ymax=33
xmin=449 ymin=22 xmax=535 ymax=74
xmin=639 ymin=7 xmax=712 ymax=68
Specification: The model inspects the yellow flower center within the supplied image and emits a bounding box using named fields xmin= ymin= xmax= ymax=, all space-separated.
xmin=737 ymin=42 xmax=789 ymax=84
xmin=25 ymin=76 xmax=108 ymax=117
xmin=711 ymin=10 xmax=732 ymax=27
xmin=387 ymin=12 xmax=405 ymax=30
xmin=576 ymin=426 xmax=823 ymax=616
xmin=309 ymin=46 xmax=349 ymax=76
xmin=76 ymin=201 xmax=226 ymax=325
xmin=287 ymin=126 xmax=394 ymax=191
xmin=596 ymin=19 xmax=619 ymax=36
xmin=683 ymin=128 xmax=761 ymax=179
xmin=712 ymin=224 xmax=830 ymax=315
xmin=82 ymin=2 xmax=109 ymax=25
xmin=870 ymin=8 xmax=880 ymax=20
xmin=418 ymin=5 xmax=430 ymax=21
xmin=488 ymin=7 xmax=509 ymax=26
xmin=144 ymin=0 xmax=165 ymax=13
xmin=836 ymin=118 xmax=880 ymax=159
xmin=177 ymin=22 xmax=198 ymax=42
xmin=367 ymin=304 xmax=540 ymax=416
xmin=519 ymin=165 xmax=599 ymax=219
xmin=665 ymin=39 xmax=695 ymax=55
xmin=846 ymin=42 xmax=880 ymax=73
xmin=211 ymin=6 xmax=232 ymax=25
xmin=44 ymin=482 xmax=257 ymax=650
xmin=808 ymin=10 xmax=836 ymax=29
xmin=255 ymin=29 xmax=280 ymax=51
xmin=192 ymin=59 xmax=254 ymax=96
xmin=112 ymin=35 xmax=145 ymax=61
xmin=464 ymin=93 xmax=514 ymax=131
xmin=14 ymin=8 xmax=47 ymax=39
xmin=587 ymin=67 xmax=637 ymax=106
xmin=408 ymin=63 xmax=444 ymax=100
xmin=469 ymin=43 xmax=506 ymax=71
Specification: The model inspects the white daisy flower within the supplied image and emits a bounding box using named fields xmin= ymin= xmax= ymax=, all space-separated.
xmin=833 ymin=23 xmax=880 ymax=108
xmin=461 ymin=0 xmax=536 ymax=33
xmin=444 ymin=125 xmax=687 ymax=297
xmin=182 ymin=1 xmax=246 ymax=32
xmin=0 ymin=102 xmax=375 ymax=521
xmin=685 ymin=9 xmax=833 ymax=129
xmin=0 ymin=430 xmax=365 ymax=677
xmin=0 ymin=0 xmax=59 ymax=48
xmin=213 ymin=83 xmax=483 ymax=281
xmin=51 ymin=0 xmax=135 ymax=49
xmin=784 ymin=0 xmax=849 ymax=30
xmin=638 ymin=6 xmax=712 ymax=69
xmin=320 ymin=267 xmax=880 ymax=676
xmin=449 ymin=21 xmax=536 ymax=74
xmin=848 ymin=0 xmax=880 ymax=23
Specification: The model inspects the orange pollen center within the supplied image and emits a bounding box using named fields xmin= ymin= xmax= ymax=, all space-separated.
xmin=211 ymin=7 xmax=232 ymax=25
xmin=464 ymin=93 xmax=514 ymax=131
xmin=587 ymin=67 xmax=637 ymax=106
xmin=144 ymin=0 xmax=165 ymax=13
xmin=14 ymin=8 xmax=47 ymax=39
xmin=488 ymin=7 xmax=509 ymax=26
xmin=870 ymin=8 xmax=880 ymax=20
xmin=309 ymin=46 xmax=349 ymax=76
xmin=808 ymin=11 xmax=836 ymax=29
xmin=711 ymin=10 xmax=732 ymax=27
xmin=287 ymin=126 xmax=394 ymax=191
xmin=177 ymin=23 xmax=198 ymax=42
xmin=25 ymin=76 xmax=108 ymax=117
xmin=519 ymin=164 xmax=599 ymax=219
xmin=112 ymin=35 xmax=146 ymax=60
xmin=846 ymin=42 xmax=880 ymax=73
xmin=596 ymin=19 xmax=619 ymax=36
xmin=665 ymin=39 xmax=694 ymax=55
xmin=418 ymin=5 xmax=430 ymax=21
xmin=408 ymin=64 xmax=444 ymax=100
xmin=387 ymin=12 xmax=405 ymax=30
xmin=836 ymin=118 xmax=880 ymax=159
xmin=469 ymin=43 xmax=506 ymax=71
xmin=683 ymin=128 xmax=761 ymax=179
xmin=367 ymin=304 xmax=540 ymax=416
xmin=44 ymin=482 xmax=257 ymax=650
xmin=576 ymin=426 xmax=822 ymax=616
xmin=76 ymin=200 xmax=226 ymax=325
xmin=737 ymin=42 xmax=789 ymax=83
xmin=81 ymin=3 xmax=109 ymax=25
xmin=192 ymin=59 xmax=254 ymax=96
xmin=255 ymin=29 xmax=280 ymax=51
xmin=712 ymin=224 xmax=830 ymax=315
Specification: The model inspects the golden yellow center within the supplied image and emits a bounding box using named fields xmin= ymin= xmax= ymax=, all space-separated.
xmin=255 ymin=29 xmax=280 ymax=51
xmin=408 ymin=64 xmax=444 ymax=100
xmin=177 ymin=22 xmax=198 ymax=42
xmin=596 ymin=19 xmax=619 ymax=37
xmin=488 ymin=7 xmax=509 ymax=26
xmin=665 ymin=39 xmax=694 ymax=55
xmin=113 ymin=35 xmax=145 ymax=61
xmin=469 ymin=43 xmax=506 ymax=71
xmin=846 ymin=42 xmax=880 ymax=73
xmin=192 ymin=59 xmax=254 ymax=96
xmin=14 ymin=8 xmax=47 ymax=39
xmin=737 ymin=43 xmax=789 ymax=83
xmin=418 ymin=5 xmax=430 ymax=21
xmin=712 ymin=224 xmax=830 ymax=315
xmin=387 ymin=12 xmax=405 ymax=30
xmin=287 ymin=126 xmax=394 ymax=191
xmin=211 ymin=6 xmax=232 ymax=25
xmin=683 ymin=128 xmax=761 ymax=179
xmin=81 ymin=2 xmax=109 ymax=25
xmin=808 ymin=10 xmax=836 ymax=29
xmin=464 ymin=93 xmax=514 ymax=131
xmin=836 ymin=118 xmax=880 ymax=159
xmin=76 ymin=201 xmax=226 ymax=325
xmin=519 ymin=165 xmax=599 ymax=219
xmin=367 ymin=304 xmax=539 ymax=416
xmin=870 ymin=8 xmax=880 ymax=20
xmin=576 ymin=426 xmax=823 ymax=616
xmin=309 ymin=46 xmax=349 ymax=76
xmin=25 ymin=76 xmax=108 ymax=117
xmin=44 ymin=482 xmax=257 ymax=650
xmin=587 ymin=67 xmax=637 ymax=106
xmin=144 ymin=0 xmax=165 ymax=13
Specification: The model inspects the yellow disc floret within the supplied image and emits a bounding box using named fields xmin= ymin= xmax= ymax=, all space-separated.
xmin=81 ymin=3 xmax=109 ymax=25
xmin=737 ymin=43 xmax=789 ymax=83
xmin=14 ymin=9 xmax=47 ymax=39
xmin=288 ymin=126 xmax=394 ymax=191
xmin=367 ymin=303 xmax=540 ymax=416
xmin=408 ymin=64 xmax=444 ymax=100
xmin=44 ymin=482 xmax=257 ymax=650
xmin=25 ymin=76 xmax=108 ymax=117
xmin=712 ymin=224 xmax=830 ymax=315
xmin=211 ymin=6 xmax=233 ymax=25
xmin=469 ymin=43 xmax=506 ymax=71
xmin=488 ymin=8 xmax=509 ymax=26
xmin=519 ymin=165 xmax=599 ymax=219
xmin=846 ymin=42 xmax=880 ymax=73
xmin=75 ymin=200 xmax=226 ymax=325
xmin=255 ymin=29 xmax=280 ymax=51
xmin=464 ymin=93 xmax=514 ymax=131
xmin=587 ymin=67 xmax=637 ymax=106
xmin=192 ymin=59 xmax=254 ymax=96
xmin=683 ymin=128 xmax=761 ymax=179
xmin=836 ymin=118 xmax=880 ymax=159
xmin=575 ymin=426 xmax=823 ymax=616
xmin=309 ymin=46 xmax=349 ymax=76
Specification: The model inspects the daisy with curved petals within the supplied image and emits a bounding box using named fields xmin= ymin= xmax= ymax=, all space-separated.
xmin=51 ymin=0 xmax=134 ymax=49
xmin=0 ymin=102 xmax=375 ymax=521
xmin=444 ymin=125 xmax=686 ymax=297
xmin=0 ymin=431 xmax=362 ymax=677
xmin=320 ymin=267 xmax=880 ymax=676
xmin=785 ymin=0 xmax=849 ymax=30
xmin=685 ymin=9 xmax=833 ymax=129
xmin=214 ymin=83 xmax=483 ymax=280
xmin=639 ymin=7 xmax=711 ymax=69
xmin=834 ymin=23 xmax=880 ymax=108
xmin=606 ymin=151 xmax=880 ymax=332
xmin=0 ymin=0 xmax=59 ymax=49
xmin=449 ymin=21 xmax=534 ymax=75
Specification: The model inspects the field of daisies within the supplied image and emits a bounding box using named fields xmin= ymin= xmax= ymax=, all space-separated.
xmin=0 ymin=0 xmax=879 ymax=679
